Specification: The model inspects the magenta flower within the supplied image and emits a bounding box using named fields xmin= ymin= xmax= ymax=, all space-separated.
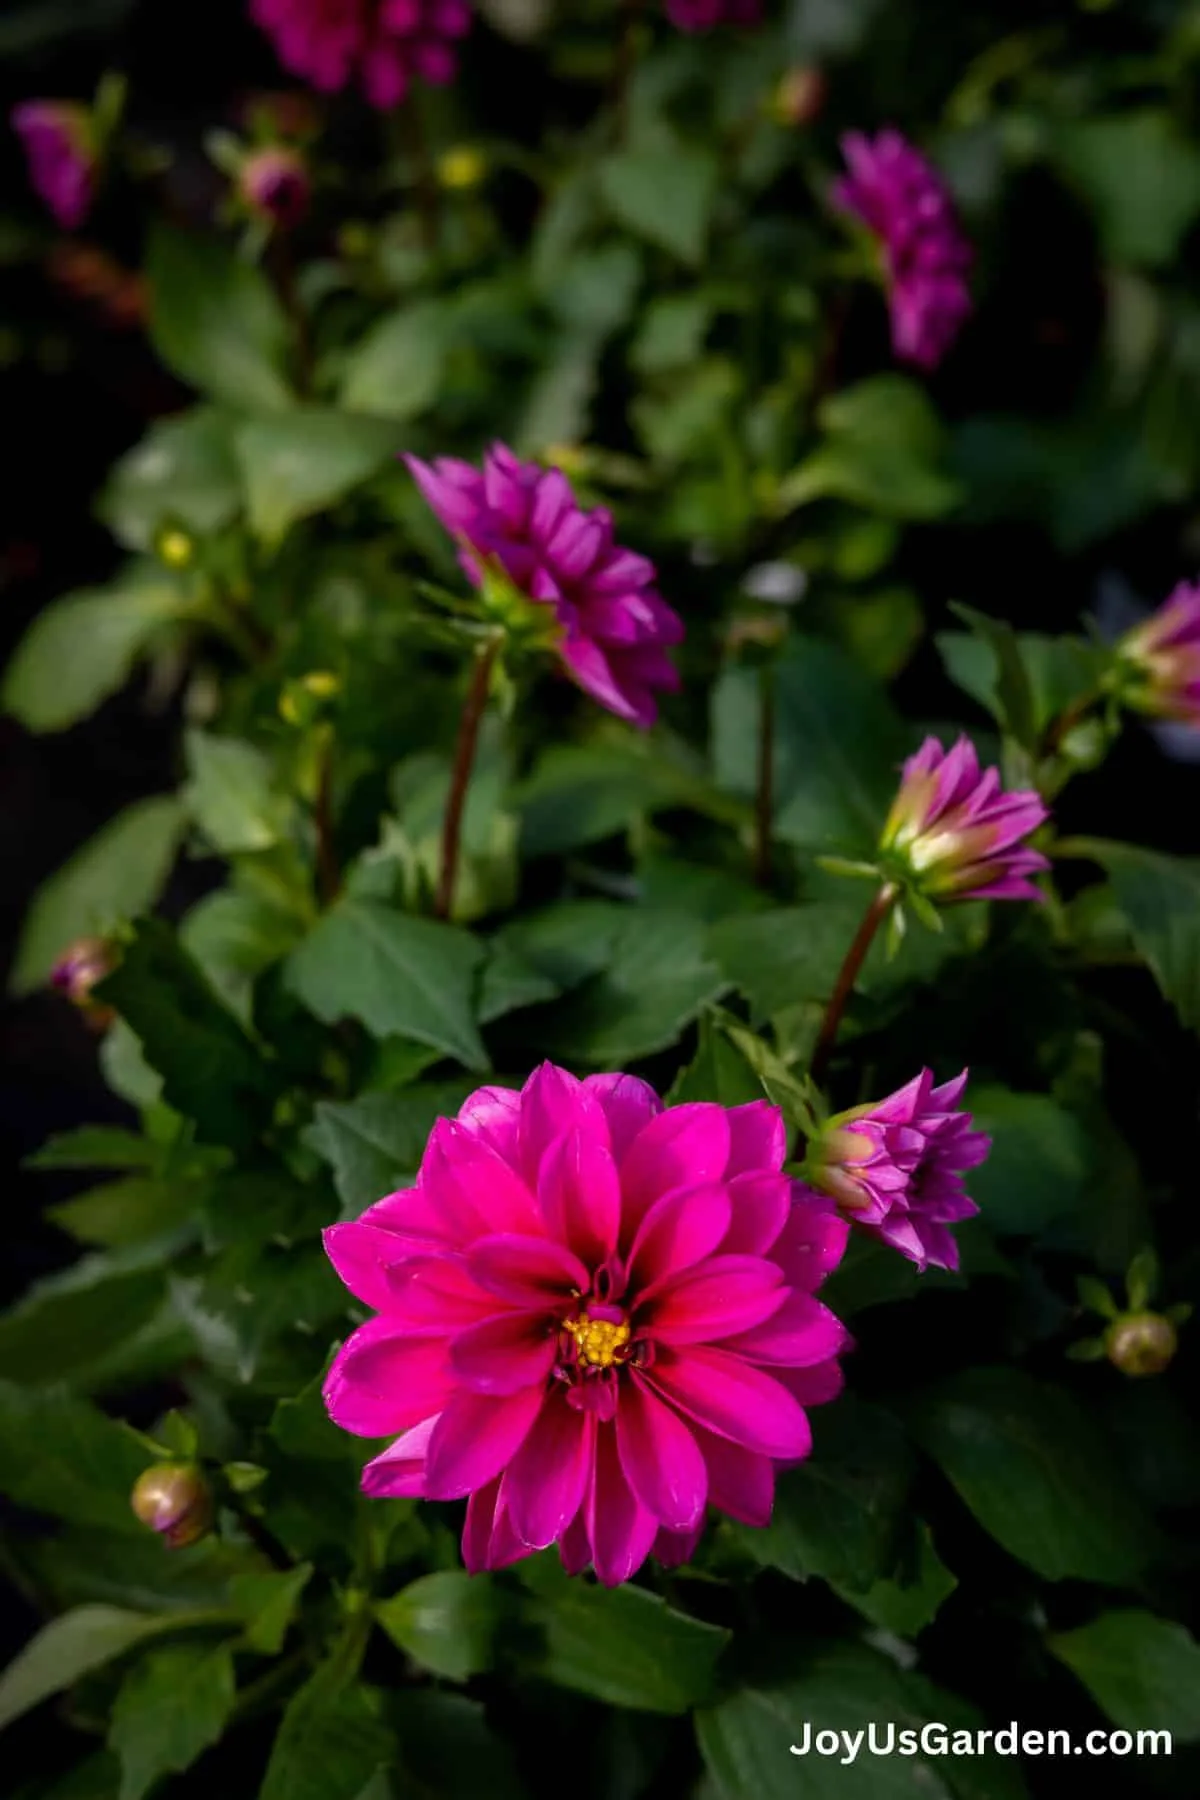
xmin=322 ymin=1064 xmax=850 ymax=1585
xmin=12 ymin=102 xmax=96 ymax=231
xmin=665 ymin=0 xmax=761 ymax=30
xmin=406 ymin=444 xmax=684 ymax=728
xmin=1117 ymin=580 xmax=1200 ymax=725
xmin=240 ymin=145 xmax=311 ymax=227
xmin=802 ymin=1069 xmax=990 ymax=1272
xmin=250 ymin=0 xmax=471 ymax=109
xmin=833 ymin=128 xmax=972 ymax=370
xmin=880 ymin=735 xmax=1049 ymax=903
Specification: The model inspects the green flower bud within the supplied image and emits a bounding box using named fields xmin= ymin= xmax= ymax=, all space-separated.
xmin=1104 ymin=1311 xmax=1178 ymax=1378
xmin=131 ymin=1463 xmax=213 ymax=1548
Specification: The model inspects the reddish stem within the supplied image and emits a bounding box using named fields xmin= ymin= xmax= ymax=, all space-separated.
xmin=809 ymin=883 xmax=898 ymax=1088
xmin=436 ymin=640 xmax=500 ymax=921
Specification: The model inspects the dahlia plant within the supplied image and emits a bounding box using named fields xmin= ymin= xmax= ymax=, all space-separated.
xmin=1 ymin=4 xmax=1198 ymax=1798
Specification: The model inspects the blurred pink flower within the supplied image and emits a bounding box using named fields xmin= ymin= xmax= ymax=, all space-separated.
xmin=880 ymin=734 xmax=1049 ymax=902
xmin=251 ymin=0 xmax=471 ymax=108
xmin=665 ymin=0 xmax=761 ymax=29
xmin=241 ymin=145 xmax=311 ymax=226
xmin=12 ymin=102 xmax=96 ymax=230
xmin=406 ymin=443 xmax=684 ymax=727
xmin=322 ymin=1064 xmax=850 ymax=1584
xmin=1117 ymin=579 xmax=1200 ymax=725
xmin=833 ymin=128 xmax=972 ymax=369
xmin=801 ymin=1068 xmax=990 ymax=1272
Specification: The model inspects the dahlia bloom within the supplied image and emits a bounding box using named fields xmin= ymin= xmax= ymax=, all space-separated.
xmin=406 ymin=444 xmax=684 ymax=728
xmin=665 ymin=0 xmax=761 ymax=30
xmin=833 ymin=128 xmax=972 ymax=370
xmin=251 ymin=0 xmax=471 ymax=109
xmin=1116 ymin=580 xmax=1200 ymax=725
xmin=879 ymin=735 xmax=1049 ymax=903
xmin=240 ymin=145 xmax=311 ymax=227
xmin=12 ymin=101 xmax=96 ymax=230
xmin=801 ymin=1069 xmax=989 ymax=1272
xmin=322 ymin=1064 xmax=850 ymax=1585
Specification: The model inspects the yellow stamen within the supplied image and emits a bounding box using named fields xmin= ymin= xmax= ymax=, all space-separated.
xmin=563 ymin=1311 xmax=631 ymax=1369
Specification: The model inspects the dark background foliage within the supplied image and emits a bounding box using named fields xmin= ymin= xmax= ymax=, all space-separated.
xmin=2 ymin=3 xmax=1200 ymax=1799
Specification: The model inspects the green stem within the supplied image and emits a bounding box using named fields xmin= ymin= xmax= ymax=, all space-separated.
xmin=752 ymin=659 xmax=776 ymax=889
xmin=810 ymin=883 xmax=898 ymax=1089
xmin=435 ymin=638 xmax=501 ymax=920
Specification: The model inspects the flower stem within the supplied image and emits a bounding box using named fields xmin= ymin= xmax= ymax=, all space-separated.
xmin=752 ymin=658 xmax=776 ymax=889
xmin=436 ymin=638 xmax=500 ymax=921
xmin=810 ymin=882 xmax=898 ymax=1089
xmin=314 ymin=723 xmax=340 ymax=907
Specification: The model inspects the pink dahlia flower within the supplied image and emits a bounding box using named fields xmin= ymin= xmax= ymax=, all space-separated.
xmin=665 ymin=0 xmax=761 ymax=30
xmin=322 ymin=1064 xmax=850 ymax=1585
xmin=240 ymin=145 xmax=311 ymax=227
xmin=802 ymin=1069 xmax=990 ymax=1272
xmin=833 ymin=128 xmax=972 ymax=370
xmin=406 ymin=444 xmax=684 ymax=728
xmin=250 ymin=0 xmax=471 ymax=109
xmin=1117 ymin=580 xmax=1200 ymax=725
xmin=12 ymin=101 xmax=96 ymax=231
xmin=880 ymin=734 xmax=1049 ymax=902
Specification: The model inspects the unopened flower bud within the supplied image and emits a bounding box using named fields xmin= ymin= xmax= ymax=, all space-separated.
xmin=770 ymin=66 xmax=826 ymax=128
xmin=1115 ymin=580 xmax=1200 ymax=726
xmin=50 ymin=936 xmax=115 ymax=1028
xmin=131 ymin=1463 xmax=213 ymax=1548
xmin=156 ymin=526 xmax=194 ymax=569
xmin=879 ymin=734 xmax=1049 ymax=905
xmin=1105 ymin=1311 xmax=1178 ymax=1378
xmin=12 ymin=100 xmax=98 ymax=231
xmin=437 ymin=145 xmax=486 ymax=191
xmin=240 ymin=145 xmax=310 ymax=229
xmin=279 ymin=669 xmax=342 ymax=727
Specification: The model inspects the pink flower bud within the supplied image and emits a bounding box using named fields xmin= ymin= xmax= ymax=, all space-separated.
xmin=12 ymin=101 xmax=97 ymax=231
xmin=880 ymin=734 xmax=1049 ymax=903
xmin=1117 ymin=580 xmax=1200 ymax=726
xmin=131 ymin=1463 xmax=214 ymax=1548
xmin=240 ymin=145 xmax=311 ymax=228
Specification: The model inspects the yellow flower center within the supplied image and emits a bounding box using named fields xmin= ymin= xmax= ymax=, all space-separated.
xmin=563 ymin=1310 xmax=631 ymax=1368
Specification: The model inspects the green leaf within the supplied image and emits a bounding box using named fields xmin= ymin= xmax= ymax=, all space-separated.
xmin=0 ymin=1261 xmax=168 ymax=1389
xmin=1073 ymin=842 xmax=1200 ymax=1032
xmin=48 ymin=1176 xmax=197 ymax=1249
xmin=946 ymin=604 xmax=1038 ymax=751
xmin=337 ymin=301 xmax=445 ymax=419
xmin=230 ymin=1564 xmax=313 ymax=1654
xmin=25 ymin=1128 xmax=155 ymax=1172
xmin=95 ymin=920 xmax=277 ymax=1152
xmin=668 ymin=1015 xmax=767 ymax=1108
xmin=259 ymin=1663 xmax=394 ymax=1800
xmin=183 ymin=730 xmax=292 ymax=854
xmin=0 ymin=1383 xmax=154 ymax=1531
xmin=233 ymin=409 xmax=404 ymax=545
xmin=108 ymin=1641 xmax=236 ymax=1800
xmin=2 ymin=581 xmax=187 ymax=733
xmin=532 ymin=908 xmax=727 ymax=1065
xmin=489 ymin=901 xmax=627 ymax=994
xmin=712 ymin=636 xmax=911 ymax=854
xmin=0 ymin=1606 xmax=223 ymax=1732
xmin=907 ymin=1367 xmax=1152 ymax=1584
xmin=937 ymin=630 xmax=1105 ymax=741
xmin=515 ymin=742 xmax=721 ymax=857
xmin=146 ymin=223 xmax=292 ymax=410
xmin=965 ymin=1088 xmax=1090 ymax=1238
xmin=99 ymin=409 xmax=242 ymax=551
xmin=734 ymin=1398 xmax=914 ymax=1591
xmin=1057 ymin=111 xmax=1200 ymax=268
xmin=306 ymin=1082 xmax=476 ymax=1217
xmin=778 ymin=376 xmax=961 ymax=519
xmin=11 ymin=798 xmax=185 ymax=996
xmin=388 ymin=1693 xmax=528 ymax=1800
xmin=180 ymin=888 xmax=306 ymax=1023
xmin=522 ymin=1561 xmax=729 ymax=1713
xmin=597 ymin=143 xmax=718 ymax=265
xmin=1048 ymin=1610 xmax=1200 ymax=1739
xmin=832 ymin=1523 xmax=958 ymax=1639
xmin=285 ymin=900 xmax=487 ymax=1069
xmin=631 ymin=292 xmax=712 ymax=373
xmin=376 ymin=1571 xmax=500 ymax=1681
xmin=477 ymin=941 xmax=561 ymax=1024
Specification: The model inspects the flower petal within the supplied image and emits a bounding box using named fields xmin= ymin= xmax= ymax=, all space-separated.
xmin=643 ymin=1255 xmax=788 ymax=1345
xmin=422 ymin=1119 xmax=545 ymax=1238
xmin=626 ymin=1182 xmax=731 ymax=1294
xmin=423 ymin=1386 xmax=546 ymax=1500
xmin=502 ymin=1388 xmax=595 ymax=1550
xmin=360 ymin=1416 xmax=439 ymax=1498
xmin=647 ymin=1346 xmax=813 ymax=1460
xmin=467 ymin=1233 xmax=589 ymax=1307
xmin=538 ymin=1127 xmax=621 ymax=1266
xmin=724 ymin=1101 xmax=787 ymax=1177
xmin=587 ymin=1421 xmax=659 ymax=1586
xmin=449 ymin=1312 xmax=559 ymax=1394
xmin=620 ymin=1105 xmax=732 ymax=1240
xmin=323 ymin=1320 xmax=453 ymax=1438
xmin=580 ymin=1073 xmax=662 ymax=1160
xmin=617 ymin=1375 xmax=707 ymax=1531
xmin=719 ymin=1290 xmax=849 ymax=1366
xmin=720 ymin=1173 xmax=793 ymax=1256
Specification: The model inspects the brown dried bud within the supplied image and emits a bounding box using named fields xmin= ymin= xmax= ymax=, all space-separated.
xmin=130 ymin=1463 xmax=213 ymax=1549
xmin=1105 ymin=1311 xmax=1178 ymax=1378
xmin=50 ymin=936 xmax=116 ymax=1030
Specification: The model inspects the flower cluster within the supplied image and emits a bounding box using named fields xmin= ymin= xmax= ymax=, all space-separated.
xmin=323 ymin=1066 xmax=850 ymax=1584
xmin=12 ymin=102 xmax=96 ymax=230
xmin=880 ymin=735 xmax=1049 ymax=903
xmin=833 ymin=128 xmax=972 ymax=370
xmin=802 ymin=1070 xmax=990 ymax=1272
xmin=406 ymin=444 xmax=684 ymax=728
xmin=251 ymin=0 xmax=471 ymax=109
xmin=1116 ymin=580 xmax=1200 ymax=726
